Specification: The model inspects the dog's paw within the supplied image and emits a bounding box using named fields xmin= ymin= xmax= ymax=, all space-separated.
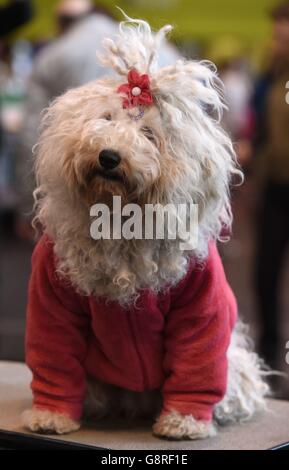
xmin=22 ymin=408 xmax=80 ymax=435
xmin=153 ymin=411 xmax=216 ymax=441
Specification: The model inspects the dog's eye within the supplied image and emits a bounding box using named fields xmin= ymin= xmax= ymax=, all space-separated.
xmin=103 ymin=114 xmax=112 ymax=121
xmin=142 ymin=127 xmax=156 ymax=145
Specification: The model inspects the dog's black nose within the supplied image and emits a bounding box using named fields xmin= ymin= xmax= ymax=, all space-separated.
xmin=99 ymin=149 xmax=121 ymax=170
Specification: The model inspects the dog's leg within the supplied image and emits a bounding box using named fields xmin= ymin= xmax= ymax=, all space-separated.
xmin=22 ymin=409 xmax=80 ymax=435
xmin=214 ymin=321 xmax=270 ymax=424
xmin=153 ymin=412 xmax=216 ymax=440
xmin=153 ymin=322 xmax=270 ymax=439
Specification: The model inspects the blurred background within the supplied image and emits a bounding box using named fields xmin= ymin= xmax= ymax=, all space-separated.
xmin=0 ymin=0 xmax=289 ymax=398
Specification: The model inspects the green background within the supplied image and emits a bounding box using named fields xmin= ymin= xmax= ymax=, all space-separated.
xmin=0 ymin=0 xmax=281 ymax=57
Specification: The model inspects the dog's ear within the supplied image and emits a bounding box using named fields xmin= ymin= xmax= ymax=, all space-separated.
xmin=153 ymin=60 xmax=226 ymax=122
xmin=152 ymin=60 xmax=243 ymax=249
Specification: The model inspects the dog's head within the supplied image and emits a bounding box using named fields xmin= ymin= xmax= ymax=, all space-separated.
xmin=35 ymin=15 xmax=241 ymax=257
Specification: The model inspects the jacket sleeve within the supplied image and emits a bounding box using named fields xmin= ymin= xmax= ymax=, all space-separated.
xmin=162 ymin=243 xmax=237 ymax=422
xmin=26 ymin=236 xmax=90 ymax=420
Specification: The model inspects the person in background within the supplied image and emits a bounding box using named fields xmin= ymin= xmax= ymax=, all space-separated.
xmin=0 ymin=0 xmax=33 ymax=38
xmin=0 ymin=0 xmax=33 ymax=237
xmin=253 ymin=1 xmax=289 ymax=368
xmin=17 ymin=1 xmax=180 ymax=238
xmin=221 ymin=58 xmax=254 ymax=169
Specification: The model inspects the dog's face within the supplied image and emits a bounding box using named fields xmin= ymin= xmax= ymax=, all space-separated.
xmin=62 ymin=82 xmax=179 ymax=205
xmin=36 ymin=69 xmax=239 ymax=239
xmin=41 ymin=78 xmax=183 ymax=210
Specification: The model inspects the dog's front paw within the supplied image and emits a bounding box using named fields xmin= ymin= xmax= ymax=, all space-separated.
xmin=22 ymin=408 xmax=80 ymax=435
xmin=153 ymin=411 xmax=216 ymax=441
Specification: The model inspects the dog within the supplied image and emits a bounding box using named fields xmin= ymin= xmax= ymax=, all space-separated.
xmin=22 ymin=16 xmax=269 ymax=440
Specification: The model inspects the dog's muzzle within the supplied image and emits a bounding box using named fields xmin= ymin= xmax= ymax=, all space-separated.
xmin=84 ymin=149 xmax=126 ymax=188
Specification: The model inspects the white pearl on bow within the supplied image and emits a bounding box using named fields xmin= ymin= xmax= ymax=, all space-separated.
xmin=131 ymin=86 xmax=142 ymax=96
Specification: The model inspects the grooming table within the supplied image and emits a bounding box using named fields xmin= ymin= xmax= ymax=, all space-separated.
xmin=0 ymin=362 xmax=288 ymax=450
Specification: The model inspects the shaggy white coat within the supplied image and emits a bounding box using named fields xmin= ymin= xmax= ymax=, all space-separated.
xmin=23 ymin=15 xmax=269 ymax=440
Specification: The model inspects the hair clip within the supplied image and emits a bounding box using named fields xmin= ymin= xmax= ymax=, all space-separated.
xmin=117 ymin=69 xmax=153 ymax=114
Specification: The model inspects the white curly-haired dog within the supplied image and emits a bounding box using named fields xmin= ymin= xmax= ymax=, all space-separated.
xmin=23 ymin=16 xmax=269 ymax=440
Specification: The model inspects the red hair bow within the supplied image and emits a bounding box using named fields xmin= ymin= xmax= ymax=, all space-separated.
xmin=117 ymin=69 xmax=153 ymax=109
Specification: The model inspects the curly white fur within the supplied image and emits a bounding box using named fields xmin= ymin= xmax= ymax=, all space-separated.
xmin=98 ymin=11 xmax=173 ymax=75
xmin=33 ymin=16 xmax=241 ymax=305
xmin=22 ymin=409 xmax=80 ymax=435
xmin=153 ymin=412 xmax=216 ymax=440
xmin=214 ymin=322 xmax=270 ymax=424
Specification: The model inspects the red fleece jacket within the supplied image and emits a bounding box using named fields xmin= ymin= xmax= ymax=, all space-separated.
xmin=26 ymin=236 xmax=237 ymax=422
